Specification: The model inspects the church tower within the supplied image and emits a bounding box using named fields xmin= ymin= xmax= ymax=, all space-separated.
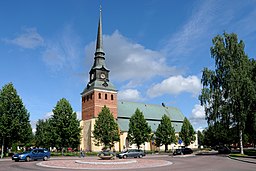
xmin=81 ymin=6 xmax=117 ymax=120
xmin=80 ymin=6 xmax=118 ymax=151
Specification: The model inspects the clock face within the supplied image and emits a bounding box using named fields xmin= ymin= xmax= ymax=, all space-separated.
xmin=100 ymin=73 xmax=105 ymax=79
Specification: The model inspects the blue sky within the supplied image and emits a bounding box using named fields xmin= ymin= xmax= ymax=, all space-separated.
xmin=1 ymin=0 xmax=256 ymax=131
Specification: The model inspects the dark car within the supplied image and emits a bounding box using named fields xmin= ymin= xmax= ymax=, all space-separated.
xmin=117 ymin=149 xmax=145 ymax=159
xmin=12 ymin=148 xmax=50 ymax=162
xmin=173 ymin=148 xmax=193 ymax=155
xmin=218 ymin=146 xmax=231 ymax=154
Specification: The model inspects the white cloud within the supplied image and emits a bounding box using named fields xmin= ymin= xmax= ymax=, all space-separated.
xmin=42 ymin=25 xmax=82 ymax=71
xmin=85 ymin=30 xmax=181 ymax=83
xmin=118 ymin=89 xmax=142 ymax=101
xmin=191 ymin=104 xmax=205 ymax=119
xmin=43 ymin=112 xmax=53 ymax=119
xmin=76 ymin=111 xmax=81 ymax=120
xmin=147 ymin=75 xmax=201 ymax=97
xmin=189 ymin=104 xmax=207 ymax=131
xmin=3 ymin=27 xmax=44 ymax=49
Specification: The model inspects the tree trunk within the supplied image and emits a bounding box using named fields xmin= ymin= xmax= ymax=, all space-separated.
xmin=61 ymin=147 xmax=64 ymax=156
xmin=165 ymin=144 xmax=168 ymax=152
xmin=239 ymin=129 xmax=244 ymax=155
xmin=1 ymin=138 xmax=4 ymax=159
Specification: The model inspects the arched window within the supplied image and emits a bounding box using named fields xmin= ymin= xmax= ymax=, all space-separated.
xmin=111 ymin=94 xmax=114 ymax=100
xmin=105 ymin=94 xmax=107 ymax=100
xmin=98 ymin=93 xmax=101 ymax=99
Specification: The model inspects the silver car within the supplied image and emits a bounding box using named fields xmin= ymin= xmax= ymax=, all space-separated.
xmin=117 ymin=149 xmax=145 ymax=159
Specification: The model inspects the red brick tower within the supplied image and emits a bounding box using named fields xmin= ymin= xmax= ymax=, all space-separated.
xmin=81 ymin=7 xmax=117 ymax=120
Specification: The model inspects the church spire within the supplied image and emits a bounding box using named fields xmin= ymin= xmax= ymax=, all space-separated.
xmin=95 ymin=5 xmax=105 ymax=56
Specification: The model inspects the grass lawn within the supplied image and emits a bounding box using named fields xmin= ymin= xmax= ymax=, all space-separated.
xmin=230 ymin=149 xmax=256 ymax=157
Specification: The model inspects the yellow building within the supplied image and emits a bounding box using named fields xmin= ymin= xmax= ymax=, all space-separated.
xmin=80 ymin=7 xmax=198 ymax=152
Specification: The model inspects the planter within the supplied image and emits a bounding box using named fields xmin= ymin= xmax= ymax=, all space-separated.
xmin=98 ymin=150 xmax=116 ymax=160
xmin=99 ymin=155 xmax=115 ymax=160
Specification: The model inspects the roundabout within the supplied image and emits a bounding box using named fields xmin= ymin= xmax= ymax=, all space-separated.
xmin=37 ymin=157 xmax=172 ymax=170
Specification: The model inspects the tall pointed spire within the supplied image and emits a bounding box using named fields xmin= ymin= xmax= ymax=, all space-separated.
xmin=95 ymin=5 xmax=105 ymax=56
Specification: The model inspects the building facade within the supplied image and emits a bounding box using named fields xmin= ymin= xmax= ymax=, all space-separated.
xmin=80 ymin=8 xmax=198 ymax=152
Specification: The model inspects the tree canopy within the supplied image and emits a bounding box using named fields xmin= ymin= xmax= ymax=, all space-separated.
xmin=128 ymin=108 xmax=152 ymax=149
xmin=48 ymin=98 xmax=81 ymax=149
xmin=93 ymin=106 xmax=120 ymax=149
xmin=199 ymin=32 xmax=256 ymax=154
xmin=0 ymin=83 xmax=32 ymax=157
xmin=180 ymin=117 xmax=195 ymax=146
xmin=34 ymin=119 xmax=52 ymax=148
xmin=155 ymin=114 xmax=176 ymax=152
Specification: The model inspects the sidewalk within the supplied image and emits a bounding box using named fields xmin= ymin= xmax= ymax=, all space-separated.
xmin=229 ymin=156 xmax=256 ymax=164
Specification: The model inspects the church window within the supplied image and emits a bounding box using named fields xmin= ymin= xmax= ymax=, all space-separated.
xmin=87 ymin=95 xmax=89 ymax=101
xmin=105 ymin=94 xmax=107 ymax=100
xmin=111 ymin=94 xmax=114 ymax=100
xmin=99 ymin=93 xmax=101 ymax=99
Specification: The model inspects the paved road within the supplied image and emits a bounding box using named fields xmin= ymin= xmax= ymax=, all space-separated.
xmin=0 ymin=155 xmax=255 ymax=171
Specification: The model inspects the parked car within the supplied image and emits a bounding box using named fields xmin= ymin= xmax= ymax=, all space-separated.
xmin=173 ymin=148 xmax=193 ymax=155
xmin=117 ymin=149 xmax=145 ymax=159
xmin=218 ymin=146 xmax=231 ymax=154
xmin=12 ymin=148 xmax=51 ymax=162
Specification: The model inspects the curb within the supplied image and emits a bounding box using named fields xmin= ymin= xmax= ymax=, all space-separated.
xmin=228 ymin=156 xmax=256 ymax=164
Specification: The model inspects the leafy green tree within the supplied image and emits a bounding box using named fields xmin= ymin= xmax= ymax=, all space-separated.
xmin=199 ymin=32 xmax=254 ymax=154
xmin=93 ymin=106 xmax=120 ymax=149
xmin=155 ymin=114 xmax=176 ymax=152
xmin=197 ymin=130 xmax=204 ymax=148
xmin=128 ymin=108 xmax=152 ymax=149
xmin=244 ymin=59 xmax=256 ymax=146
xmin=0 ymin=83 xmax=32 ymax=157
xmin=180 ymin=117 xmax=195 ymax=146
xmin=35 ymin=119 xmax=52 ymax=148
xmin=49 ymin=98 xmax=81 ymax=150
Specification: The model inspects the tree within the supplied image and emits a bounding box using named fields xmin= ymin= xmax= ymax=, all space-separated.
xmin=93 ymin=106 xmax=120 ymax=149
xmin=93 ymin=106 xmax=119 ymax=148
xmin=180 ymin=117 xmax=195 ymax=146
xmin=35 ymin=119 xmax=52 ymax=148
xmin=49 ymin=98 xmax=81 ymax=150
xmin=155 ymin=114 xmax=176 ymax=152
xmin=128 ymin=108 xmax=152 ymax=149
xmin=0 ymin=83 xmax=32 ymax=158
xmin=199 ymin=32 xmax=254 ymax=154
xmin=197 ymin=130 xmax=204 ymax=148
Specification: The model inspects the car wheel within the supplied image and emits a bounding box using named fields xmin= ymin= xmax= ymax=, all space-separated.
xmin=123 ymin=155 xmax=127 ymax=159
xmin=139 ymin=154 xmax=143 ymax=158
xmin=26 ymin=156 xmax=30 ymax=162
xmin=43 ymin=156 xmax=48 ymax=161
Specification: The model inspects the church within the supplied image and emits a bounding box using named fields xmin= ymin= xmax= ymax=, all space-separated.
xmin=80 ymin=7 xmax=198 ymax=152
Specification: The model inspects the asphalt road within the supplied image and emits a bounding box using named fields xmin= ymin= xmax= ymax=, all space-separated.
xmin=0 ymin=154 xmax=255 ymax=171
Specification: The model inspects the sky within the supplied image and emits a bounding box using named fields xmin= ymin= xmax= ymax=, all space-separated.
xmin=1 ymin=0 xmax=256 ymax=132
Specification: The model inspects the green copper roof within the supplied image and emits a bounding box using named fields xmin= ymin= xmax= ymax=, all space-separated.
xmin=117 ymin=101 xmax=184 ymax=121
xmin=81 ymin=80 xmax=117 ymax=95
xmin=117 ymin=118 xmax=183 ymax=133
xmin=117 ymin=101 xmax=185 ymax=132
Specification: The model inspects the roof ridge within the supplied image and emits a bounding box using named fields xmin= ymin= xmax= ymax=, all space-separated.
xmin=118 ymin=101 xmax=177 ymax=108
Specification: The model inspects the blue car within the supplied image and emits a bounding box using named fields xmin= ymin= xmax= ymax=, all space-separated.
xmin=12 ymin=148 xmax=50 ymax=162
